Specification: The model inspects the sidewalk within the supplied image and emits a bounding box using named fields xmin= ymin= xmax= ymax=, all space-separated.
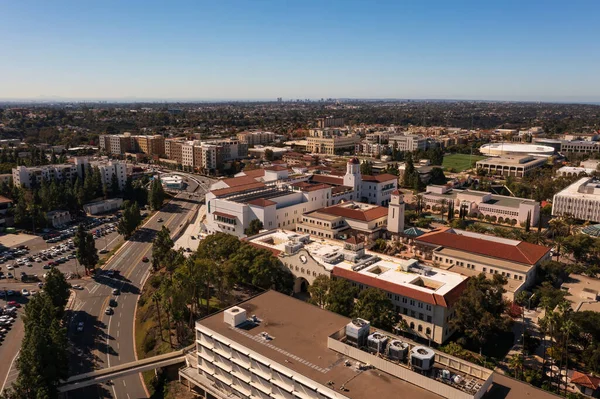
xmin=174 ymin=205 xmax=206 ymax=253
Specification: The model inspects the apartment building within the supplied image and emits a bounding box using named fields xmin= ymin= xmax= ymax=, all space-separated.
xmin=0 ymin=196 xmax=13 ymax=227
xmin=475 ymin=155 xmax=547 ymax=177
xmin=552 ymin=177 xmax=600 ymax=222
xmin=282 ymin=152 xmax=318 ymax=166
xmin=12 ymin=164 xmax=77 ymax=188
xmin=181 ymin=142 xmax=195 ymax=168
xmin=306 ymin=128 xmax=360 ymax=155
xmin=316 ymin=116 xmax=345 ymax=128
xmin=165 ymin=139 xmax=183 ymax=163
xmin=99 ymin=133 xmax=165 ymax=157
xmin=236 ymin=131 xmax=276 ymax=146
xmin=415 ymin=228 xmax=551 ymax=299
xmin=133 ymin=134 xmax=165 ymax=157
xmin=181 ymin=290 xmax=505 ymax=399
xmin=422 ymin=185 xmax=540 ymax=226
xmin=74 ymin=157 xmax=128 ymax=190
xmin=389 ymin=135 xmax=428 ymax=152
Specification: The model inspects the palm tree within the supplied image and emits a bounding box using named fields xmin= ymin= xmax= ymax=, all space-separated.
xmin=152 ymin=291 xmax=164 ymax=342
xmin=509 ymin=353 xmax=524 ymax=380
xmin=561 ymin=318 xmax=575 ymax=396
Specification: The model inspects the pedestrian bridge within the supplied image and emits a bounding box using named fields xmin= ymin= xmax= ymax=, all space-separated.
xmin=58 ymin=345 xmax=195 ymax=393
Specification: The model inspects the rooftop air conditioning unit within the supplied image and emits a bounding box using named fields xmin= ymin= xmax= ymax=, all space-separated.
xmin=367 ymin=332 xmax=389 ymax=354
xmin=388 ymin=340 xmax=409 ymax=361
xmin=410 ymin=346 xmax=435 ymax=371
xmin=224 ymin=306 xmax=247 ymax=328
xmin=345 ymin=318 xmax=370 ymax=348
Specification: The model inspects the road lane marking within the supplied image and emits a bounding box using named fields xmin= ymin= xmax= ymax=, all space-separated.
xmin=123 ymin=380 xmax=126 ymax=387
xmin=1 ymin=350 xmax=20 ymax=394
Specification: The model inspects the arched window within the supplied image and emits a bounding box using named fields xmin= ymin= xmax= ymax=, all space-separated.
xmin=426 ymin=327 xmax=431 ymax=335
xmin=418 ymin=325 xmax=423 ymax=332
xmin=409 ymin=322 xmax=415 ymax=330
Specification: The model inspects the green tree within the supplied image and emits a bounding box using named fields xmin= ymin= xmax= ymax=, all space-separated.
xmin=429 ymin=167 xmax=446 ymax=185
xmin=2 ymin=294 xmax=69 ymax=399
xmin=118 ymin=200 xmax=142 ymax=239
xmin=402 ymin=153 xmax=415 ymax=187
xmin=264 ymin=148 xmax=274 ymax=161
xmin=74 ymin=224 xmax=99 ymax=274
xmin=244 ymin=219 xmax=264 ymax=236
xmin=152 ymin=226 xmax=174 ymax=272
xmin=449 ymin=273 xmax=510 ymax=354
xmin=43 ymin=267 xmax=71 ymax=318
xmin=326 ymin=279 xmax=357 ymax=317
xmin=308 ymin=275 xmax=330 ymax=308
xmin=353 ymin=287 xmax=397 ymax=331
xmin=110 ymin=173 xmax=120 ymax=197
xmin=149 ymin=178 xmax=165 ymax=210
xmin=360 ymin=160 xmax=373 ymax=175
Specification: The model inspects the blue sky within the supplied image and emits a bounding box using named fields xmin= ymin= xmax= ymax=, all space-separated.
xmin=1 ymin=0 xmax=599 ymax=102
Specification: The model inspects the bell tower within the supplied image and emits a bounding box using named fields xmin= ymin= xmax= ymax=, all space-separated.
xmin=388 ymin=190 xmax=405 ymax=234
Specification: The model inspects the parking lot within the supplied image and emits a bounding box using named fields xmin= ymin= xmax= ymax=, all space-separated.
xmin=0 ymin=216 xmax=123 ymax=288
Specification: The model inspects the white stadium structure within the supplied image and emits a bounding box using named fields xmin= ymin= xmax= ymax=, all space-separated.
xmin=479 ymin=143 xmax=555 ymax=157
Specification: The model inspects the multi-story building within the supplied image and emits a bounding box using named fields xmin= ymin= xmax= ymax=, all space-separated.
xmin=132 ymin=134 xmax=165 ymax=157
xmin=475 ymin=155 xmax=547 ymax=177
xmin=422 ymin=185 xmax=540 ymax=226
xmin=552 ymin=177 xmax=600 ymax=222
xmin=12 ymin=164 xmax=77 ymax=188
xmin=181 ymin=142 xmax=195 ymax=168
xmin=0 ymin=195 xmax=13 ymax=227
xmin=282 ymin=152 xmax=318 ymax=166
xmin=204 ymin=138 xmax=247 ymax=161
xmin=414 ymin=228 xmax=551 ymax=299
xmin=181 ymin=290 xmax=509 ymax=399
xmin=246 ymin=232 xmax=468 ymax=344
xmin=165 ymin=139 xmax=183 ymax=164
xmin=316 ymin=116 xmax=345 ymax=128
xmin=560 ymin=140 xmax=600 ymax=154
xmin=98 ymin=134 xmax=134 ymax=155
xmin=236 ymin=131 xmax=276 ymax=146
xmin=306 ymin=128 xmax=360 ymax=155
xmin=74 ymin=157 xmax=128 ymax=190
xmin=389 ymin=134 xmax=428 ymax=152
xmin=295 ymin=197 xmax=403 ymax=242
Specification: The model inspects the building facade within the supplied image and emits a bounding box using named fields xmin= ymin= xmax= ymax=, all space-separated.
xmin=236 ymin=131 xmax=276 ymax=146
xmin=306 ymin=129 xmax=360 ymax=155
xmin=475 ymin=155 xmax=547 ymax=177
xmin=552 ymin=177 xmax=600 ymax=222
xmin=12 ymin=164 xmax=77 ymax=188
xmin=389 ymin=135 xmax=428 ymax=152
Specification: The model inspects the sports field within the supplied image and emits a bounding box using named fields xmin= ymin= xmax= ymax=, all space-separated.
xmin=442 ymin=154 xmax=486 ymax=172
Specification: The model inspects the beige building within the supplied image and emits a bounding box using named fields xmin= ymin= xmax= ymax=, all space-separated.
xmin=236 ymin=131 xmax=276 ymax=146
xmin=306 ymin=128 xmax=360 ymax=155
xmin=132 ymin=134 xmax=165 ymax=157
xmin=422 ymin=185 xmax=540 ymax=226
xmin=165 ymin=139 xmax=183 ymax=163
xmin=389 ymin=135 xmax=428 ymax=152
xmin=475 ymin=155 xmax=547 ymax=177
xmin=247 ymin=229 xmax=468 ymax=344
xmin=415 ymin=228 xmax=551 ymax=300
xmin=552 ymin=177 xmax=600 ymax=222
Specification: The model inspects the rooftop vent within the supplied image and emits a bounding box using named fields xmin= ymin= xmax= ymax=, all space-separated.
xmin=410 ymin=346 xmax=435 ymax=371
xmin=224 ymin=306 xmax=247 ymax=328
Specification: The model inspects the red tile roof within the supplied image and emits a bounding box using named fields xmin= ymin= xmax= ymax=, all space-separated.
xmin=0 ymin=195 xmax=12 ymax=204
xmin=248 ymin=198 xmax=277 ymax=207
xmin=264 ymin=165 xmax=287 ymax=171
xmin=241 ymin=169 xmax=265 ymax=178
xmin=345 ymin=236 xmax=360 ymax=245
xmin=416 ymin=229 xmax=551 ymax=265
xmin=571 ymin=371 xmax=600 ymax=390
xmin=391 ymin=189 xmax=402 ymax=195
xmin=332 ymin=267 xmax=467 ymax=307
xmin=315 ymin=203 xmax=388 ymax=222
xmin=362 ymin=173 xmax=398 ymax=183
xmin=222 ymin=176 xmax=261 ymax=187
xmin=212 ymin=182 xmax=266 ymax=196
xmin=310 ymin=174 xmax=344 ymax=186
xmin=271 ymin=160 xmax=286 ymax=164
xmin=290 ymin=182 xmax=331 ymax=192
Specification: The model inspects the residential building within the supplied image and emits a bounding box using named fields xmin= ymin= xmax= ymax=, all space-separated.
xmin=75 ymin=157 xmax=128 ymax=190
xmin=414 ymin=228 xmax=551 ymax=299
xmin=570 ymin=371 xmax=600 ymax=397
xmin=83 ymin=198 xmax=123 ymax=215
xmin=98 ymin=133 xmax=134 ymax=155
xmin=180 ymin=289 xmax=503 ymax=399
xmin=12 ymin=164 xmax=77 ymax=188
xmin=389 ymin=134 xmax=428 ymax=152
xmin=132 ymin=134 xmax=165 ymax=157
xmin=475 ymin=155 xmax=547 ymax=177
xmin=165 ymin=139 xmax=183 ymax=163
xmin=282 ymin=152 xmax=318 ymax=166
xmin=422 ymin=185 xmax=540 ymax=226
xmin=316 ymin=116 xmax=345 ymax=128
xmin=306 ymin=128 xmax=360 ymax=155
xmin=204 ymin=138 xmax=247 ymax=161
xmin=552 ymin=177 xmax=600 ymax=222
xmin=181 ymin=142 xmax=195 ymax=168
xmin=236 ymin=131 xmax=276 ymax=146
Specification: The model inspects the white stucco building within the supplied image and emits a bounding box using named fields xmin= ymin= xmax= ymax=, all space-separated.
xmin=552 ymin=177 xmax=600 ymax=222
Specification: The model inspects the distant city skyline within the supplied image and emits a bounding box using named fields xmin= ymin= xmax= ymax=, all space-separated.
xmin=1 ymin=0 xmax=599 ymax=102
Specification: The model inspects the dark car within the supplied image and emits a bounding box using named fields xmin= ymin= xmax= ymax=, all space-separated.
xmin=109 ymin=299 xmax=118 ymax=307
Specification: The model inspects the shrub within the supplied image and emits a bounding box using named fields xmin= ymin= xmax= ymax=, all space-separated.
xmin=149 ymin=275 xmax=162 ymax=289
xmin=143 ymin=334 xmax=157 ymax=354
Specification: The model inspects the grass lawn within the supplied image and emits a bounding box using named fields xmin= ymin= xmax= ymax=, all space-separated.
xmin=442 ymin=154 xmax=486 ymax=172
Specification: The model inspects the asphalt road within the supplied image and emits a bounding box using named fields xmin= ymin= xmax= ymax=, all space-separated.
xmin=66 ymin=174 xmax=210 ymax=399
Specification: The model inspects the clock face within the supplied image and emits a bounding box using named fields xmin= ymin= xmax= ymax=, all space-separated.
xmin=299 ymin=255 xmax=307 ymax=264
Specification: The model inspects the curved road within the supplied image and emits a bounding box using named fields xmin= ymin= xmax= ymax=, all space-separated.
xmin=67 ymin=175 xmax=211 ymax=399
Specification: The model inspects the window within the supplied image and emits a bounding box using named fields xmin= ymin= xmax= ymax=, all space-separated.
xmin=426 ymin=327 xmax=431 ymax=335
xmin=411 ymin=311 xmax=416 ymax=318
xmin=427 ymin=315 xmax=432 ymax=323
xmin=418 ymin=325 xmax=423 ymax=332
xmin=410 ymin=322 xmax=415 ymax=329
